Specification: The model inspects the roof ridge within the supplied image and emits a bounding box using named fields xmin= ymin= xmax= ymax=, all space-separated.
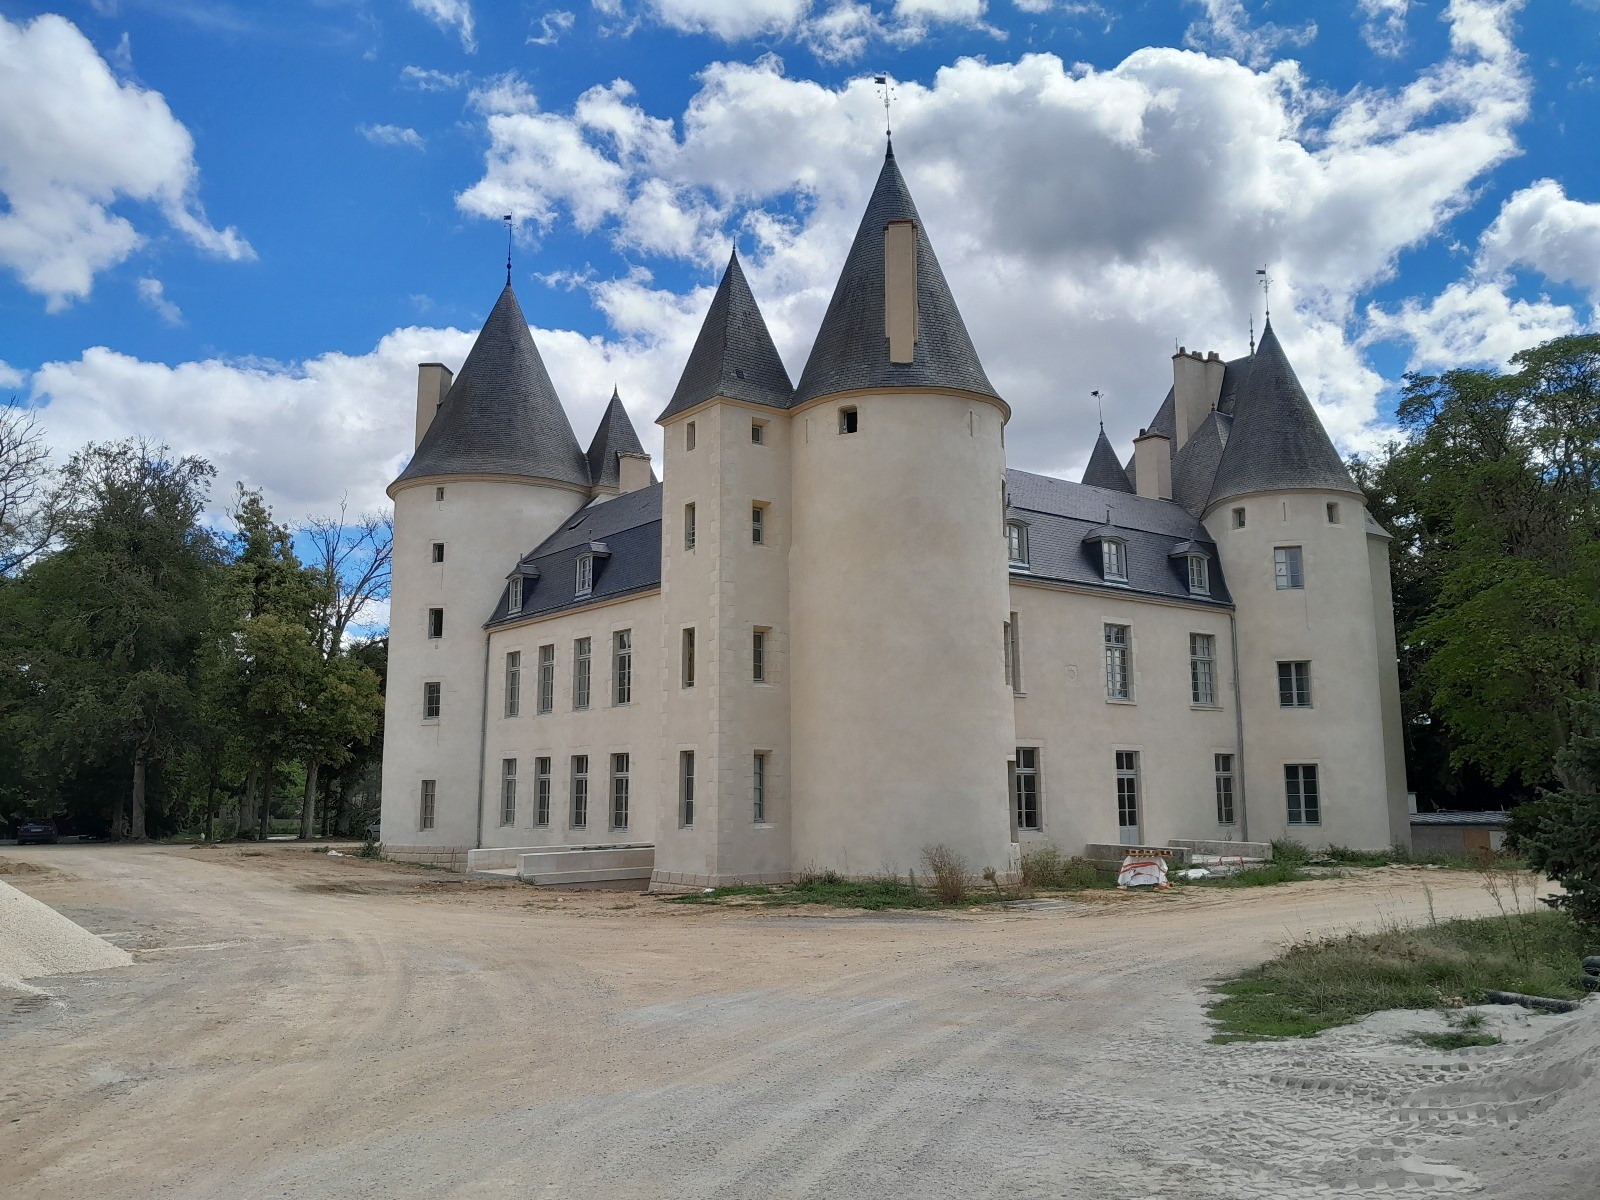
xmin=658 ymin=248 xmax=793 ymax=422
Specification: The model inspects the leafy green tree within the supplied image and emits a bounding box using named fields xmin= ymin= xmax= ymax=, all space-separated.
xmin=1508 ymin=697 xmax=1600 ymax=930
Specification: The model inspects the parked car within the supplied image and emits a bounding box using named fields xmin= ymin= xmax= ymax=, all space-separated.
xmin=366 ymin=821 xmax=381 ymax=842
xmin=16 ymin=818 xmax=60 ymax=845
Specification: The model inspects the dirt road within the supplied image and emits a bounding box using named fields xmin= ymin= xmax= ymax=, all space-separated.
xmin=0 ymin=845 xmax=1581 ymax=1198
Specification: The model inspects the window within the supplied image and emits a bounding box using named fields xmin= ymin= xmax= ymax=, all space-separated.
xmin=1274 ymin=545 xmax=1304 ymax=590
xmin=1278 ymin=661 xmax=1312 ymax=708
xmin=1007 ymin=521 xmax=1029 ymax=566
xmin=1215 ymin=754 xmax=1236 ymax=825
xmin=680 ymin=750 xmax=695 ymax=827
xmin=431 ymin=542 xmax=445 ymax=563
xmin=500 ymin=758 xmax=517 ymax=826
xmin=751 ymin=420 xmax=766 ymax=445
xmin=576 ymin=554 xmax=594 ymax=597
xmin=684 ymin=503 xmax=696 ymax=551
xmin=419 ymin=779 xmax=436 ymax=830
xmin=1014 ymin=747 xmax=1040 ymax=831
xmin=508 ymin=576 xmax=523 ymax=615
xmin=570 ymin=755 xmax=589 ymax=828
xmin=1231 ymin=506 xmax=1246 ymax=529
xmin=1187 ymin=555 xmax=1210 ymax=596
xmin=1327 ymin=502 xmax=1341 ymax=524
xmin=422 ymin=681 xmax=441 ymax=721
xmin=611 ymin=753 xmax=630 ymax=830
xmin=839 ymin=406 xmax=859 ymax=434
xmin=504 ymin=651 xmax=521 ymax=717
xmin=571 ymin=637 xmax=592 ymax=710
xmin=686 ymin=421 xmax=697 ymax=450
xmin=1115 ymin=751 xmax=1140 ymax=841
xmin=751 ymin=503 xmax=766 ymax=545
xmin=1285 ymin=763 xmax=1320 ymax=825
xmin=681 ymin=627 xmax=696 ymax=688
xmin=435 ymin=486 xmax=445 ymax=502
xmin=753 ymin=752 xmax=767 ymax=822
xmin=534 ymin=758 xmax=551 ymax=826
xmin=1102 ymin=538 xmax=1127 ymax=582
xmin=537 ymin=645 xmax=555 ymax=714
xmin=613 ymin=630 xmax=633 ymax=705
xmin=1104 ymin=624 xmax=1131 ymax=701
xmin=752 ymin=627 xmax=768 ymax=682
xmin=427 ymin=607 xmax=444 ymax=639
xmin=1004 ymin=614 xmax=1022 ymax=694
xmin=1190 ymin=634 xmax=1216 ymax=706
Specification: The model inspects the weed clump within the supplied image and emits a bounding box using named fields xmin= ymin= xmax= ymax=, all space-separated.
xmin=1269 ymin=838 xmax=1313 ymax=867
xmin=921 ymin=844 xmax=969 ymax=904
xmin=1019 ymin=847 xmax=1104 ymax=890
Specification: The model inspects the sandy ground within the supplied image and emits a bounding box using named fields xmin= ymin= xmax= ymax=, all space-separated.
xmin=0 ymin=843 xmax=1593 ymax=1199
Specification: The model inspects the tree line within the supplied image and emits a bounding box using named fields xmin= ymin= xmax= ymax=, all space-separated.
xmin=0 ymin=413 xmax=387 ymax=841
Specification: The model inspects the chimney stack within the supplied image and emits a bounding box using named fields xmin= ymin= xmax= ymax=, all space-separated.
xmin=1171 ymin=346 xmax=1225 ymax=451
xmin=617 ymin=451 xmax=653 ymax=495
xmin=415 ymin=363 xmax=454 ymax=450
xmin=1133 ymin=430 xmax=1172 ymax=501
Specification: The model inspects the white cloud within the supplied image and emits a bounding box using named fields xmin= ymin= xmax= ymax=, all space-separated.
xmin=410 ymin=0 xmax=476 ymax=52
xmin=800 ymin=2 xmax=881 ymax=60
xmin=0 ymin=14 xmax=252 ymax=312
xmin=1357 ymin=0 xmax=1410 ymax=57
xmin=1184 ymin=0 xmax=1317 ymax=69
xmin=400 ymin=65 xmax=469 ymax=91
xmin=137 ymin=276 xmax=182 ymax=325
xmin=1364 ymin=281 xmax=1579 ymax=371
xmin=359 ymin=123 xmax=427 ymax=149
xmin=0 ymin=361 xmax=25 ymax=391
xmin=650 ymin=0 xmax=812 ymax=39
xmin=1478 ymin=178 xmax=1600 ymax=298
xmin=110 ymin=30 xmax=132 ymax=73
xmin=529 ymin=10 xmax=577 ymax=44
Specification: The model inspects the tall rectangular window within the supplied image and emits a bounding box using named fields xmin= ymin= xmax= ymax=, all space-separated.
xmin=751 ymin=503 xmax=766 ymax=545
xmin=1274 ymin=545 xmax=1304 ymax=589
xmin=611 ymin=753 xmax=630 ymax=830
xmin=1104 ymin=624 xmax=1131 ymax=700
xmin=1115 ymin=750 xmax=1140 ymax=842
xmin=753 ymin=752 xmax=767 ymax=822
xmin=504 ymin=651 xmax=521 ymax=717
xmin=534 ymin=757 xmax=551 ymax=826
xmin=686 ymin=421 xmax=697 ymax=450
xmin=1013 ymin=747 xmax=1040 ymax=831
xmin=1215 ymin=753 xmax=1236 ymax=825
xmin=431 ymin=542 xmax=445 ymax=563
xmin=422 ymin=681 xmax=441 ymax=721
xmin=570 ymin=755 xmax=589 ymax=828
xmin=1187 ymin=555 xmax=1210 ymax=596
xmin=1278 ymin=661 xmax=1312 ymax=707
xmin=573 ymin=637 xmax=592 ymax=710
xmin=1102 ymin=539 xmax=1127 ymax=581
xmin=427 ymin=607 xmax=444 ymax=639
xmin=419 ymin=779 xmax=436 ymax=830
xmin=508 ymin=576 xmax=523 ymax=614
xmin=752 ymin=627 xmax=767 ymax=682
xmin=537 ymin=644 xmax=555 ymax=714
xmin=1190 ymin=633 xmax=1216 ymax=706
xmin=613 ymin=629 xmax=632 ymax=705
xmin=681 ymin=627 xmax=696 ymax=688
xmin=680 ymin=751 xmax=695 ymax=826
xmin=575 ymin=554 xmax=594 ymax=597
xmin=1005 ymin=614 xmax=1023 ymax=694
xmin=1285 ymin=764 xmax=1320 ymax=826
xmin=1007 ymin=522 xmax=1029 ymax=565
xmin=500 ymin=758 xmax=517 ymax=826
xmin=751 ymin=419 xmax=766 ymax=444
xmin=684 ymin=502 xmax=696 ymax=550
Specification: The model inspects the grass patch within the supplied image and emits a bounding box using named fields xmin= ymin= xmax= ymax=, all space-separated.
xmin=1208 ymin=909 xmax=1591 ymax=1042
xmin=667 ymin=871 xmax=1022 ymax=911
xmin=1413 ymin=1031 xmax=1501 ymax=1051
xmin=665 ymin=885 xmax=775 ymax=905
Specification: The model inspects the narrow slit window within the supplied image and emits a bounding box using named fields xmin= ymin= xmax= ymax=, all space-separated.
xmin=681 ymin=627 xmax=696 ymax=688
xmin=419 ymin=779 xmax=436 ymax=829
xmin=680 ymin=751 xmax=695 ymax=827
xmin=686 ymin=421 xmax=697 ymax=451
xmin=1231 ymin=506 xmax=1245 ymax=529
xmin=534 ymin=758 xmax=551 ymax=826
xmin=611 ymin=753 xmax=630 ymax=830
xmin=500 ymin=758 xmax=517 ymax=826
xmin=752 ymin=627 xmax=767 ymax=683
xmin=753 ymin=752 xmax=767 ymax=823
xmin=1326 ymin=502 xmax=1341 ymax=524
xmin=1215 ymin=754 xmax=1236 ymax=825
xmin=431 ymin=542 xmax=445 ymax=563
xmin=684 ymin=503 xmax=696 ymax=551
xmin=751 ymin=503 xmax=766 ymax=545
xmin=427 ymin=608 xmax=444 ymax=639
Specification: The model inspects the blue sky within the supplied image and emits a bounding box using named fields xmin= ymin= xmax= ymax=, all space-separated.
xmin=2 ymin=0 xmax=1598 ymax=521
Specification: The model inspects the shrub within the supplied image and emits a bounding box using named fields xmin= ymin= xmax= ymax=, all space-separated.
xmin=1509 ymin=705 xmax=1600 ymax=932
xmin=921 ymin=844 xmax=969 ymax=904
xmin=1020 ymin=846 xmax=1103 ymax=890
xmin=1269 ymin=837 xmax=1312 ymax=867
xmin=357 ymin=839 xmax=381 ymax=860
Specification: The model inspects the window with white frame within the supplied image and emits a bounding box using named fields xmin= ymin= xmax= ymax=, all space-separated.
xmin=1326 ymin=502 xmax=1341 ymax=524
xmin=422 ymin=681 xmax=441 ymax=721
xmin=1285 ymin=763 xmax=1320 ymax=825
xmin=1274 ymin=545 xmax=1304 ymax=589
xmin=751 ymin=419 xmax=766 ymax=445
xmin=508 ymin=576 xmax=523 ymax=615
xmin=751 ymin=503 xmax=766 ymax=545
xmin=576 ymin=554 xmax=594 ymax=597
xmin=419 ymin=779 xmax=436 ymax=829
xmin=1278 ymin=660 xmax=1312 ymax=707
xmin=505 ymin=651 xmax=521 ymax=717
xmin=1014 ymin=747 xmax=1040 ymax=831
xmin=536 ymin=645 xmax=555 ymax=714
xmin=681 ymin=627 xmax=696 ymax=688
xmin=534 ymin=757 xmax=551 ymax=826
xmin=570 ymin=755 xmax=589 ymax=828
xmin=1187 ymin=555 xmax=1209 ymax=596
xmin=680 ymin=750 xmax=695 ymax=827
xmin=500 ymin=758 xmax=517 ymax=826
xmin=753 ymin=752 xmax=767 ymax=822
xmin=1115 ymin=750 xmax=1140 ymax=837
xmin=1006 ymin=521 xmax=1029 ymax=566
xmin=1190 ymin=633 xmax=1216 ymax=706
xmin=573 ymin=637 xmax=592 ymax=710
xmin=752 ymin=627 xmax=768 ymax=683
xmin=611 ymin=753 xmax=630 ymax=830
xmin=1214 ymin=753 xmax=1236 ymax=825
xmin=1104 ymin=624 xmax=1131 ymax=700
xmin=686 ymin=421 xmax=697 ymax=451
xmin=613 ymin=629 xmax=632 ymax=704
xmin=1102 ymin=538 xmax=1127 ymax=582
xmin=427 ymin=607 xmax=444 ymax=639
xmin=684 ymin=503 xmax=697 ymax=551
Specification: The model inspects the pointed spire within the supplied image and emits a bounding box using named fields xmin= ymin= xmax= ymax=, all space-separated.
xmin=587 ymin=386 xmax=650 ymax=490
xmin=1082 ymin=426 xmax=1134 ymax=493
xmin=394 ymin=283 xmax=589 ymax=489
xmin=658 ymin=247 xmax=793 ymax=422
xmin=793 ymin=144 xmax=998 ymax=406
xmin=1206 ymin=320 xmax=1359 ymax=509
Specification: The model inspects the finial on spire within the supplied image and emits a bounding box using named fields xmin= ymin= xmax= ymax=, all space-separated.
xmin=1248 ymin=313 xmax=1255 ymax=357
xmin=1255 ymin=266 xmax=1271 ymax=321
xmin=874 ymin=73 xmax=895 ymax=140
xmin=503 ymin=215 xmax=514 ymax=285
xmin=1091 ymin=389 xmax=1103 ymax=428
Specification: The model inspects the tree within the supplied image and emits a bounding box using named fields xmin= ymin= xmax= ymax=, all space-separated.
xmin=1508 ymin=696 xmax=1600 ymax=931
xmin=0 ymin=406 xmax=57 ymax=576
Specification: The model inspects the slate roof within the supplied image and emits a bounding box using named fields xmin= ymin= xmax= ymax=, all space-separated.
xmin=793 ymin=141 xmax=998 ymax=406
xmin=658 ymin=248 xmax=794 ymax=423
xmin=1005 ymin=469 xmax=1232 ymax=607
xmin=1170 ymin=409 xmax=1232 ymax=517
xmin=586 ymin=387 xmax=651 ymax=490
xmin=1081 ymin=426 xmax=1134 ymax=492
xmin=486 ymin=484 xmax=663 ymax=625
xmin=1409 ymin=811 xmax=1511 ymax=827
xmin=394 ymin=284 xmax=590 ymax=490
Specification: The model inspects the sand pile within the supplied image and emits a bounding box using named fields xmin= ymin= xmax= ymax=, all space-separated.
xmin=0 ymin=877 xmax=132 ymax=995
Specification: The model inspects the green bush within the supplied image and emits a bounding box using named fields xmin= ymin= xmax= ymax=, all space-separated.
xmin=1269 ymin=838 xmax=1313 ymax=867
xmin=1020 ymin=847 xmax=1104 ymax=890
xmin=1509 ymin=704 xmax=1600 ymax=932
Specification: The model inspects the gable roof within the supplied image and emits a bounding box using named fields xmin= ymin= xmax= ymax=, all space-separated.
xmin=659 ymin=248 xmax=793 ymax=422
xmin=393 ymin=283 xmax=590 ymax=490
xmin=793 ymin=141 xmax=998 ymax=406
xmin=586 ymin=387 xmax=651 ymax=490
xmin=1082 ymin=426 xmax=1134 ymax=492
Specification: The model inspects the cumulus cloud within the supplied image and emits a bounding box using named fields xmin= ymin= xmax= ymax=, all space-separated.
xmin=529 ymin=9 xmax=577 ymax=44
xmin=1364 ymin=281 xmax=1579 ymax=371
xmin=1478 ymin=178 xmax=1600 ymax=297
xmin=0 ymin=13 xmax=252 ymax=311
xmin=0 ymin=361 xmax=25 ymax=391
xmin=650 ymin=0 xmax=812 ymax=39
xmin=137 ymin=276 xmax=182 ymax=325
xmin=410 ymin=0 xmax=476 ymax=51
xmin=359 ymin=123 xmax=427 ymax=149
xmin=1358 ymin=0 xmax=1410 ymax=57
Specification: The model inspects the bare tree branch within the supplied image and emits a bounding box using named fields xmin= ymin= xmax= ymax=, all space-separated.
xmin=299 ymin=494 xmax=393 ymax=660
xmin=0 ymin=406 xmax=58 ymax=575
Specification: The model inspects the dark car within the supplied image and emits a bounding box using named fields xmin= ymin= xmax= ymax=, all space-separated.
xmin=16 ymin=818 xmax=59 ymax=845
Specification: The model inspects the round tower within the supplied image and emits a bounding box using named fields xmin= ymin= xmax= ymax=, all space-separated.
xmin=787 ymin=144 xmax=1018 ymax=879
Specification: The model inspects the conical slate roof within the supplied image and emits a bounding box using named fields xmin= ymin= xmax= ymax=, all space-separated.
xmin=1082 ymin=426 xmax=1134 ymax=492
xmin=659 ymin=248 xmax=793 ymax=422
xmin=394 ymin=284 xmax=590 ymax=490
xmin=793 ymin=142 xmax=998 ymax=406
xmin=1205 ymin=321 xmax=1359 ymax=509
xmin=587 ymin=387 xmax=650 ymax=490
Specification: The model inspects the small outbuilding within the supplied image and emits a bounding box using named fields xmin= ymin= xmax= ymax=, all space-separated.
xmin=1408 ymin=811 xmax=1510 ymax=858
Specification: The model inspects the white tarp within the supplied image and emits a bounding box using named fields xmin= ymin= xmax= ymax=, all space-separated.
xmin=1116 ymin=854 xmax=1169 ymax=889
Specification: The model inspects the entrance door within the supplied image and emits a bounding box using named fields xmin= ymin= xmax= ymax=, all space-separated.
xmin=1116 ymin=750 xmax=1141 ymax=846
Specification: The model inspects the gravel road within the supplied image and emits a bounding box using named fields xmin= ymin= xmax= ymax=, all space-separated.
xmin=0 ymin=844 xmax=1588 ymax=1199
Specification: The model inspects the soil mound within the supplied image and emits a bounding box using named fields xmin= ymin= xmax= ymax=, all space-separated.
xmin=0 ymin=878 xmax=131 ymax=995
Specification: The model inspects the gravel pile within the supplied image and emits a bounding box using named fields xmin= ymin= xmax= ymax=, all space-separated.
xmin=0 ymin=878 xmax=131 ymax=995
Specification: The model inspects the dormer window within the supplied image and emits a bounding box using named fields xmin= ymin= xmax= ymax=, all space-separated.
xmin=1006 ymin=520 xmax=1030 ymax=567
xmin=1187 ymin=555 xmax=1209 ymax=595
xmin=576 ymin=554 xmax=594 ymax=597
xmin=507 ymin=576 xmax=524 ymax=615
xmin=1101 ymin=538 xmax=1127 ymax=582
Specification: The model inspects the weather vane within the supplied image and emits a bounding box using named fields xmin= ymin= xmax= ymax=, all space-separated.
xmin=503 ymin=214 xmax=514 ymax=284
xmin=1255 ymin=266 xmax=1272 ymax=319
xmin=874 ymin=74 xmax=895 ymax=138
xmin=1091 ymin=389 xmax=1103 ymax=427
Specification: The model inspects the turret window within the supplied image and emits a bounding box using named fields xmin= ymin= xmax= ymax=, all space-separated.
xmin=422 ymin=682 xmax=441 ymax=721
xmin=435 ymin=487 xmax=445 ymax=502
xmin=1274 ymin=545 xmax=1304 ymax=589
xmin=751 ymin=419 xmax=767 ymax=445
xmin=681 ymin=627 xmax=696 ymax=688
xmin=839 ymin=406 xmax=859 ymax=434
xmin=1231 ymin=507 xmax=1245 ymax=528
xmin=686 ymin=421 xmax=697 ymax=451
xmin=432 ymin=542 xmax=445 ymax=563
xmin=1327 ymin=502 xmax=1341 ymax=524
xmin=1006 ymin=521 xmax=1030 ymax=566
